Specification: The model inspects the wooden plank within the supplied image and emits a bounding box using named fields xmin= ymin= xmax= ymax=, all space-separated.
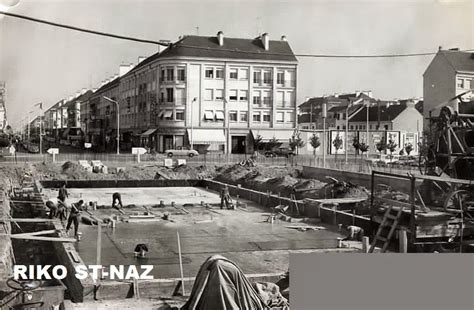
xmin=312 ymin=197 xmax=367 ymax=204
xmin=0 ymin=218 xmax=57 ymax=223
xmin=12 ymin=230 xmax=57 ymax=237
xmin=10 ymin=235 xmax=76 ymax=242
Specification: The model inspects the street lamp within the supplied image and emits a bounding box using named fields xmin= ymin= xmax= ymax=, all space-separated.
xmin=190 ymin=97 xmax=197 ymax=150
xmin=103 ymin=96 xmax=120 ymax=155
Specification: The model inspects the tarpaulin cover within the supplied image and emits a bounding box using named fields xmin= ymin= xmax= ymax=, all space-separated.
xmin=181 ymin=255 xmax=269 ymax=310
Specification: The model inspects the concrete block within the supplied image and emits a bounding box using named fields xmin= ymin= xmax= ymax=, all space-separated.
xmin=164 ymin=159 xmax=173 ymax=167
xmin=176 ymin=159 xmax=186 ymax=166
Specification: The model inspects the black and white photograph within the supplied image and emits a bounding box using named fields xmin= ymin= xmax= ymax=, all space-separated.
xmin=0 ymin=0 xmax=473 ymax=309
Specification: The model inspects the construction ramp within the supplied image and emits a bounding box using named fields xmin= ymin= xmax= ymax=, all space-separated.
xmin=181 ymin=255 xmax=271 ymax=310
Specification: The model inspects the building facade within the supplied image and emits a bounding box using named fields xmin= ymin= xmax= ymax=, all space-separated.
xmin=115 ymin=32 xmax=298 ymax=154
xmin=423 ymin=49 xmax=474 ymax=131
xmin=0 ymin=82 xmax=7 ymax=132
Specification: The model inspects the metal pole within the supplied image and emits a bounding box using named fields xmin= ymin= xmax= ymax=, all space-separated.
xmin=177 ymin=231 xmax=185 ymax=296
xmin=116 ymin=102 xmax=120 ymax=155
xmin=39 ymin=105 xmax=43 ymax=156
xmin=190 ymin=98 xmax=196 ymax=150
xmin=345 ymin=104 xmax=349 ymax=164
xmin=366 ymin=102 xmax=369 ymax=158
xmin=323 ymin=116 xmax=326 ymax=168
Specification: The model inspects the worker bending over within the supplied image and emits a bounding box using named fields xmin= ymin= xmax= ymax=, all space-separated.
xmin=112 ymin=192 xmax=125 ymax=214
xmin=343 ymin=225 xmax=365 ymax=241
xmin=66 ymin=200 xmax=85 ymax=238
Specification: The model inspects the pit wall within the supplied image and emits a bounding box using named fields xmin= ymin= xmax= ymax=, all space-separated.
xmin=204 ymin=180 xmax=373 ymax=234
xmin=302 ymin=166 xmax=418 ymax=193
xmin=0 ymin=189 xmax=13 ymax=283
xmin=40 ymin=179 xmax=202 ymax=189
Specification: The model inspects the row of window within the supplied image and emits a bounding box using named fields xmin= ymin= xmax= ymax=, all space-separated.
xmin=204 ymin=110 xmax=294 ymax=123
xmin=160 ymin=67 xmax=186 ymax=82
xmin=204 ymin=67 xmax=295 ymax=86
xmin=457 ymin=78 xmax=472 ymax=89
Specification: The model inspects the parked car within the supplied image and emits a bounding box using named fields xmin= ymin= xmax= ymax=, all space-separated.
xmin=264 ymin=147 xmax=295 ymax=158
xmin=27 ymin=144 xmax=40 ymax=153
xmin=165 ymin=149 xmax=199 ymax=158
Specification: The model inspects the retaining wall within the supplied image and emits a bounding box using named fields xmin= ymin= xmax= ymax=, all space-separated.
xmin=40 ymin=179 xmax=203 ymax=189
xmin=0 ymin=189 xmax=12 ymax=285
xmin=302 ymin=166 xmax=417 ymax=194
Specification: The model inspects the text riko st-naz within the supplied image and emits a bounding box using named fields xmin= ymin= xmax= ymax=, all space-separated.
xmin=13 ymin=265 xmax=154 ymax=280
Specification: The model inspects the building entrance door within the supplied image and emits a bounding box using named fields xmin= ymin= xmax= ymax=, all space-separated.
xmin=231 ymin=136 xmax=246 ymax=154
xmin=163 ymin=135 xmax=173 ymax=150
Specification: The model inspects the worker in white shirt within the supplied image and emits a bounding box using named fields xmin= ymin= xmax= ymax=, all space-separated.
xmin=343 ymin=225 xmax=364 ymax=241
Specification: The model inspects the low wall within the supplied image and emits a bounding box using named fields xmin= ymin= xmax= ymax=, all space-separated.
xmin=93 ymin=273 xmax=281 ymax=300
xmin=40 ymin=179 xmax=203 ymax=189
xmin=302 ymin=166 xmax=417 ymax=193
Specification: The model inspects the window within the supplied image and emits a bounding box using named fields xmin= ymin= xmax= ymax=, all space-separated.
xmin=205 ymin=68 xmax=214 ymax=78
xmin=204 ymin=110 xmax=214 ymax=121
xmin=175 ymin=110 xmax=185 ymax=120
xmin=229 ymin=111 xmax=238 ymax=121
xmin=160 ymin=69 xmax=165 ymax=82
xmin=350 ymin=125 xmax=354 ymax=130
xmin=164 ymin=110 xmax=173 ymax=120
xmin=175 ymin=88 xmax=185 ymax=104
xmin=240 ymin=111 xmax=248 ymax=122
xmin=229 ymin=90 xmax=238 ymax=101
xmin=160 ymin=92 xmax=165 ymax=103
xmin=230 ymin=69 xmax=238 ymax=79
xmin=384 ymin=125 xmax=389 ymax=130
xmin=277 ymin=72 xmax=284 ymax=85
xmin=215 ymin=111 xmax=225 ymax=121
xmin=263 ymin=113 xmax=271 ymax=122
xmin=239 ymin=90 xmax=248 ymax=101
xmin=286 ymin=112 xmax=294 ymax=123
xmin=253 ymin=71 xmax=261 ymax=84
xmin=239 ymin=69 xmax=248 ymax=80
xmin=204 ymin=89 xmax=214 ymax=101
xmin=166 ymin=88 xmax=174 ymax=102
xmin=276 ymin=112 xmax=284 ymax=123
xmin=263 ymin=71 xmax=272 ymax=84
xmin=253 ymin=91 xmax=261 ymax=105
xmin=216 ymin=68 xmax=224 ymax=79
xmin=177 ymin=68 xmax=185 ymax=81
xmin=215 ymin=89 xmax=224 ymax=100
xmin=466 ymin=79 xmax=472 ymax=89
xmin=262 ymin=91 xmax=271 ymax=106
xmin=287 ymin=91 xmax=295 ymax=106
xmin=286 ymin=71 xmax=296 ymax=87
xmin=276 ymin=91 xmax=284 ymax=107
xmin=166 ymin=68 xmax=174 ymax=81
xmin=253 ymin=113 xmax=261 ymax=122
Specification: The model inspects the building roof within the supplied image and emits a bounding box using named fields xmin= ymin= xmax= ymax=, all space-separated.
xmin=350 ymin=101 xmax=408 ymax=122
xmin=126 ymin=34 xmax=297 ymax=78
xmin=92 ymin=77 xmax=120 ymax=96
xmin=440 ymin=50 xmax=474 ymax=73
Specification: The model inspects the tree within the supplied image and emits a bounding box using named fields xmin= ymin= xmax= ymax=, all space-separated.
xmin=267 ymin=137 xmax=280 ymax=151
xmin=309 ymin=133 xmax=321 ymax=156
xmin=289 ymin=132 xmax=305 ymax=155
xmin=253 ymin=134 xmax=263 ymax=151
xmin=405 ymin=143 xmax=413 ymax=156
xmin=376 ymin=138 xmax=387 ymax=158
xmin=352 ymin=136 xmax=360 ymax=161
xmin=332 ymin=134 xmax=343 ymax=162
xmin=358 ymin=142 xmax=369 ymax=171
xmin=387 ymin=139 xmax=398 ymax=168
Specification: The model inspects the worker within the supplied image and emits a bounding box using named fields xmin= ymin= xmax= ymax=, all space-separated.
xmin=45 ymin=200 xmax=58 ymax=219
xmin=66 ymin=200 xmax=84 ymax=238
xmin=112 ymin=192 xmax=124 ymax=210
xmin=343 ymin=225 xmax=365 ymax=241
xmin=220 ymin=185 xmax=233 ymax=209
xmin=56 ymin=199 xmax=68 ymax=223
xmin=134 ymin=244 xmax=149 ymax=258
xmin=58 ymin=184 xmax=69 ymax=203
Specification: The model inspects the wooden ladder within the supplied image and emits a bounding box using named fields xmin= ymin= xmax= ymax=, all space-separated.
xmin=369 ymin=205 xmax=404 ymax=253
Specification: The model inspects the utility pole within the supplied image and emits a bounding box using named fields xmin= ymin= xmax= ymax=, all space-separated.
xmin=103 ymin=96 xmax=120 ymax=155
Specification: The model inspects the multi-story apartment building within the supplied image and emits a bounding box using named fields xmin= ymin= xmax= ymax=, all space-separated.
xmin=117 ymin=32 xmax=298 ymax=154
xmin=423 ymin=48 xmax=474 ymax=131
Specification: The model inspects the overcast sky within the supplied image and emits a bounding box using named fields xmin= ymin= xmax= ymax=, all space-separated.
xmin=0 ymin=0 xmax=472 ymax=128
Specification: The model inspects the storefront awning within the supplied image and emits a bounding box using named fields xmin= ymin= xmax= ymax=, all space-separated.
xmin=140 ymin=129 xmax=157 ymax=137
xmin=163 ymin=110 xmax=173 ymax=118
xmin=251 ymin=129 xmax=294 ymax=143
xmin=188 ymin=129 xmax=226 ymax=145
xmin=215 ymin=111 xmax=225 ymax=121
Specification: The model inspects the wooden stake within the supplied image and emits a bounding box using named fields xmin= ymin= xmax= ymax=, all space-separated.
xmin=399 ymin=229 xmax=408 ymax=253
xmin=97 ymin=224 xmax=102 ymax=283
xmin=177 ymin=231 xmax=185 ymax=296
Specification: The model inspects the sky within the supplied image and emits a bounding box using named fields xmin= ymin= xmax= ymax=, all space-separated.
xmin=0 ymin=0 xmax=472 ymax=128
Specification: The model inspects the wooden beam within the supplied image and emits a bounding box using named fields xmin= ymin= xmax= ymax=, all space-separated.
xmin=10 ymin=235 xmax=76 ymax=242
xmin=12 ymin=230 xmax=57 ymax=237
xmin=0 ymin=218 xmax=57 ymax=223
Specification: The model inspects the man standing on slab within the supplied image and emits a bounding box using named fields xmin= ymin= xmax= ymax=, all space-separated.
xmin=66 ymin=200 xmax=84 ymax=239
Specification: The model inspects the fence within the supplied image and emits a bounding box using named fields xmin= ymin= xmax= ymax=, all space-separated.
xmin=0 ymin=152 xmax=423 ymax=176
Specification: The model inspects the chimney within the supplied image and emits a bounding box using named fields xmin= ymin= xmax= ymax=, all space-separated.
xmin=120 ymin=64 xmax=133 ymax=77
xmin=217 ymin=31 xmax=224 ymax=46
xmin=261 ymin=33 xmax=269 ymax=50
xmin=281 ymin=35 xmax=287 ymax=41
xmin=449 ymin=47 xmax=459 ymax=51
xmin=438 ymin=46 xmax=443 ymax=51
xmin=138 ymin=56 xmax=146 ymax=63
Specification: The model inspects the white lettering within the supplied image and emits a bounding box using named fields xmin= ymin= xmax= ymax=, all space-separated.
xmin=13 ymin=265 xmax=28 ymax=280
xmin=89 ymin=265 xmax=102 ymax=280
xmin=75 ymin=265 xmax=88 ymax=280
xmin=52 ymin=266 xmax=67 ymax=280
xmin=124 ymin=266 xmax=139 ymax=280
xmin=36 ymin=265 xmax=52 ymax=280
xmin=139 ymin=265 xmax=154 ymax=280
xmin=109 ymin=265 xmax=124 ymax=280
